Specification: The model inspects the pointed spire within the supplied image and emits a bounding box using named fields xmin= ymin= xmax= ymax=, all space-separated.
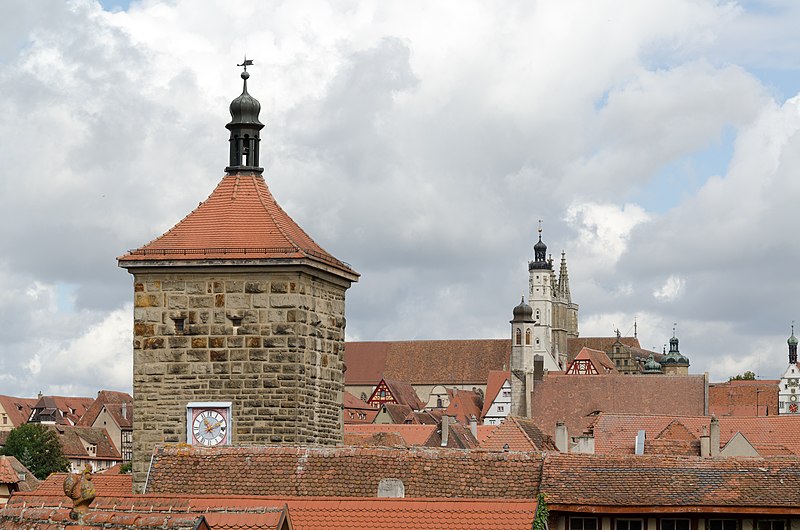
xmin=557 ymin=250 xmax=571 ymax=302
xmin=788 ymin=322 xmax=797 ymax=364
xmin=226 ymin=57 xmax=264 ymax=174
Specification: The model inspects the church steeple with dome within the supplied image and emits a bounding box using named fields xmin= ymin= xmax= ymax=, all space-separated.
xmin=779 ymin=325 xmax=800 ymax=415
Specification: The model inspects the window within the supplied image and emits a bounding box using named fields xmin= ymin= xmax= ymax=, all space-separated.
xmin=173 ymin=317 xmax=185 ymax=333
xmin=535 ymin=309 xmax=540 ymax=320
xmin=497 ymin=406 xmax=504 ymax=412
xmin=662 ymin=520 xmax=690 ymax=530
xmin=229 ymin=316 xmax=242 ymax=327
xmin=502 ymin=390 xmax=511 ymax=397
xmin=616 ymin=520 xmax=643 ymax=530
xmin=525 ymin=329 xmax=531 ymax=345
xmin=360 ymin=392 xmax=367 ymax=401
xmin=570 ymin=518 xmax=598 ymax=530
xmin=780 ymin=401 xmax=785 ymax=409
xmin=708 ymin=519 xmax=737 ymax=530
xmin=436 ymin=398 xmax=443 ymax=408
xmin=758 ymin=521 xmax=785 ymax=530
xmin=2 ymin=416 xmax=6 ymax=425
xmin=515 ymin=328 xmax=522 ymax=345
xmin=535 ymin=338 xmax=540 ymax=347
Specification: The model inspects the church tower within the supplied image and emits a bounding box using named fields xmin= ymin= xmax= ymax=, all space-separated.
xmin=118 ymin=63 xmax=359 ymax=491
xmin=527 ymin=225 xmax=564 ymax=371
xmin=779 ymin=326 xmax=800 ymax=415
xmin=510 ymin=297 xmax=535 ymax=417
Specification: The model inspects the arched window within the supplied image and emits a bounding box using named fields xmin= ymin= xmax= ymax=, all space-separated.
xmin=535 ymin=309 xmax=540 ymax=320
xmin=515 ymin=328 xmax=522 ymax=345
xmin=525 ymin=329 xmax=531 ymax=345
xmin=535 ymin=338 xmax=540 ymax=347
xmin=360 ymin=392 xmax=367 ymax=402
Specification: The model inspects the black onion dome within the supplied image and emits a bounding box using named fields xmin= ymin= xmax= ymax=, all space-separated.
xmin=511 ymin=297 xmax=535 ymax=323
xmin=227 ymin=71 xmax=263 ymax=129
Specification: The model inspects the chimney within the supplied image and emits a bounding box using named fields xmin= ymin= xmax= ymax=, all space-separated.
xmin=533 ymin=355 xmax=544 ymax=382
xmin=121 ymin=403 xmax=127 ymax=420
xmin=468 ymin=415 xmax=478 ymax=438
xmin=37 ymin=391 xmax=43 ymax=400
xmin=635 ymin=430 xmax=646 ymax=455
xmin=441 ymin=415 xmax=451 ymax=447
xmin=710 ymin=415 xmax=720 ymax=456
xmin=554 ymin=421 xmax=568 ymax=452
xmin=699 ymin=424 xmax=710 ymax=457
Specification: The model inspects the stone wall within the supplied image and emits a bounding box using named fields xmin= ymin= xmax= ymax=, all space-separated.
xmin=130 ymin=268 xmax=349 ymax=492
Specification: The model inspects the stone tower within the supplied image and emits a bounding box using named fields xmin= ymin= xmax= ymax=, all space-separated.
xmin=118 ymin=64 xmax=359 ymax=492
xmin=779 ymin=326 xmax=800 ymax=415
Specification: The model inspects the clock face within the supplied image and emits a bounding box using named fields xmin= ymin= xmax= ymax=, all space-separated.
xmin=191 ymin=409 xmax=228 ymax=446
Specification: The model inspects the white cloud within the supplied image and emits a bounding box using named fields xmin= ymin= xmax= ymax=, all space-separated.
xmin=653 ymin=276 xmax=686 ymax=302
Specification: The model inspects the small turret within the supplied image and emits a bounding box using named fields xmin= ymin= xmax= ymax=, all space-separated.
xmin=789 ymin=324 xmax=798 ymax=364
xmin=225 ymin=59 xmax=264 ymax=174
xmin=643 ymin=354 xmax=662 ymax=374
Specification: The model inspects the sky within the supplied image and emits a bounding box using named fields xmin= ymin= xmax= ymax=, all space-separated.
xmin=2 ymin=0 xmax=800 ymax=397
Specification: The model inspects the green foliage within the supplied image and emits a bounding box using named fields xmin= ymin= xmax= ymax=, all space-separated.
xmin=729 ymin=371 xmax=756 ymax=381
xmin=533 ymin=492 xmax=549 ymax=530
xmin=120 ymin=461 xmax=132 ymax=474
xmin=2 ymin=423 xmax=70 ymax=479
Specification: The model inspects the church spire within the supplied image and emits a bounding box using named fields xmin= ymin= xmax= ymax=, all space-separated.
xmin=557 ymin=250 xmax=571 ymax=302
xmin=789 ymin=323 xmax=798 ymax=364
xmin=225 ymin=58 xmax=264 ymax=174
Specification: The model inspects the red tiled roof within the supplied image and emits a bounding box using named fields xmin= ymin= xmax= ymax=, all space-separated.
xmin=566 ymin=336 xmax=645 ymax=363
xmin=0 ymin=395 xmax=37 ymax=428
xmin=384 ymin=380 xmax=424 ymax=410
xmin=540 ymin=453 xmax=800 ymax=512
xmin=343 ymin=392 xmax=373 ymax=411
xmin=286 ymin=497 xmax=537 ymax=529
xmin=3 ymin=494 xmax=291 ymax=530
xmin=530 ymin=374 xmax=707 ymax=439
xmin=444 ymin=389 xmax=482 ymax=424
xmin=0 ymin=456 xmax=39 ymax=492
xmin=709 ymin=380 xmax=779 ymax=417
xmin=118 ymin=174 xmax=357 ymax=279
xmin=567 ymin=347 xmax=617 ymax=374
xmin=344 ymin=340 xmax=510 ymax=386
xmin=145 ymin=445 xmax=545 ymax=499
xmin=344 ymin=425 xmax=436 ymax=447
xmin=29 ymin=395 xmax=95 ymax=425
xmin=49 ymin=425 xmax=121 ymax=460
xmin=594 ymin=413 xmax=800 ymax=457
xmin=33 ymin=473 xmax=133 ymax=497
xmin=379 ymin=403 xmax=414 ymax=423
xmin=479 ymin=416 xmax=557 ymax=452
xmin=475 ymin=425 xmax=497 ymax=444
xmin=0 ymin=458 xmax=18 ymax=485
xmin=481 ymin=371 xmax=510 ymax=418
xmin=423 ymin=423 xmax=479 ymax=449
xmin=78 ymin=390 xmax=133 ymax=429
xmin=6 ymin=492 xmax=534 ymax=530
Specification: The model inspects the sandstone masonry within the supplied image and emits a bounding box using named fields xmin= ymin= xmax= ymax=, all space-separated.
xmin=128 ymin=267 xmax=350 ymax=490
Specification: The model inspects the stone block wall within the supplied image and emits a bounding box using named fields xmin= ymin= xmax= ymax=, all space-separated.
xmin=129 ymin=268 xmax=348 ymax=492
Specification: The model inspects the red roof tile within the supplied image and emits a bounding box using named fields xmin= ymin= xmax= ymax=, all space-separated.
xmin=286 ymin=497 xmax=537 ymax=530
xmin=145 ymin=445 xmax=544 ymax=499
xmin=444 ymin=389 xmax=483 ymax=424
xmin=118 ymin=174 xmax=357 ymax=279
xmin=530 ymin=373 xmax=707 ymax=439
xmin=383 ymin=380 xmax=424 ymax=410
xmin=344 ymin=424 xmax=436 ymax=447
xmin=566 ymin=336 xmax=651 ymax=363
xmin=566 ymin=347 xmax=617 ymax=374
xmin=49 ymin=425 xmax=121 ymax=460
xmin=540 ymin=453 xmax=800 ymax=511
xmin=0 ymin=395 xmax=37 ymax=428
xmin=479 ymin=416 xmax=557 ymax=452
xmin=33 ymin=473 xmax=132 ymax=497
xmin=344 ymin=340 xmax=510 ymax=386
xmin=709 ymin=380 xmax=779 ymax=417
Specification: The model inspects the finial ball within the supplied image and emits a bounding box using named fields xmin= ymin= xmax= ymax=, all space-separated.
xmin=241 ymin=70 xmax=250 ymax=80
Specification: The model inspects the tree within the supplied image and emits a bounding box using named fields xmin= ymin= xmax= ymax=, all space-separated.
xmin=2 ymin=424 xmax=70 ymax=479
xmin=729 ymin=371 xmax=757 ymax=381
xmin=533 ymin=492 xmax=549 ymax=530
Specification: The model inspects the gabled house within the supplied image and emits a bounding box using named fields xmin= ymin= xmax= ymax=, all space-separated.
xmin=365 ymin=379 xmax=424 ymax=411
xmin=0 ymin=456 xmax=38 ymax=504
xmin=0 ymin=396 xmax=37 ymax=432
xmin=50 ymin=425 xmax=122 ymax=473
xmin=77 ymin=390 xmax=133 ymax=462
xmin=564 ymin=347 xmax=617 ymax=375
xmin=373 ymin=403 xmax=414 ymax=424
xmin=443 ymin=388 xmax=482 ymax=425
xmin=343 ymin=391 xmax=378 ymax=424
xmin=481 ymin=370 xmax=511 ymax=425
xmin=479 ymin=416 xmax=557 ymax=452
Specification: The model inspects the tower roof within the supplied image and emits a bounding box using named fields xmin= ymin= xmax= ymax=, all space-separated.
xmin=511 ymin=296 xmax=534 ymax=323
xmin=118 ymin=174 xmax=358 ymax=278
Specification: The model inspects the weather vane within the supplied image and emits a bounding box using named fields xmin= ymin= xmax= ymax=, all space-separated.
xmin=537 ymin=219 xmax=542 ymax=234
xmin=237 ymin=57 xmax=254 ymax=71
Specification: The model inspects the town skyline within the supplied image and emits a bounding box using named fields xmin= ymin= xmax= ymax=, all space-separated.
xmin=2 ymin=0 xmax=800 ymax=396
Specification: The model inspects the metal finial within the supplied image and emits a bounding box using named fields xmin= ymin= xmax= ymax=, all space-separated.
xmin=673 ymin=323 xmax=677 ymax=337
xmin=237 ymin=57 xmax=254 ymax=80
xmin=537 ymin=219 xmax=543 ymax=235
